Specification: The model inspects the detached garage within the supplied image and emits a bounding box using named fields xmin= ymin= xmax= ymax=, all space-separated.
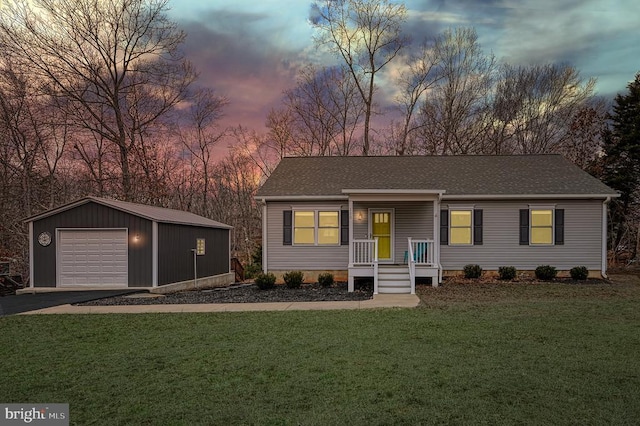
xmin=24 ymin=197 xmax=234 ymax=291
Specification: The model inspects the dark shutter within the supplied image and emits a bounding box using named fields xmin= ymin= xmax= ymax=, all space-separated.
xmin=555 ymin=209 xmax=564 ymax=245
xmin=340 ymin=210 xmax=349 ymax=245
xmin=283 ymin=210 xmax=292 ymax=245
xmin=519 ymin=209 xmax=529 ymax=245
xmin=440 ymin=209 xmax=448 ymax=245
xmin=473 ymin=209 xmax=483 ymax=245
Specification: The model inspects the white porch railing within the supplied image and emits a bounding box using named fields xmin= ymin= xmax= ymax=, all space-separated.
xmin=407 ymin=238 xmax=436 ymax=294
xmin=351 ymin=238 xmax=379 ymax=294
xmin=351 ymin=238 xmax=378 ymax=265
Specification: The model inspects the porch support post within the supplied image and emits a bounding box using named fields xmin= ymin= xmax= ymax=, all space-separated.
xmin=348 ymin=198 xmax=354 ymax=292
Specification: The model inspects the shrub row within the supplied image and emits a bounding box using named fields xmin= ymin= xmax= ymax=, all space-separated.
xmin=462 ymin=264 xmax=590 ymax=281
xmin=254 ymin=271 xmax=336 ymax=290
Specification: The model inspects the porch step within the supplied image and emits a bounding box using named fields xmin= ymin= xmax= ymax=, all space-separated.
xmin=378 ymin=265 xmax=411 ymax=294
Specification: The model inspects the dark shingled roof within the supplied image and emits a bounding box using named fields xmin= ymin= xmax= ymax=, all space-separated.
xmin=25 ymin=196 xmax=232 ymax=229
xmin=256 ymin=155 xmax=617 ymax=198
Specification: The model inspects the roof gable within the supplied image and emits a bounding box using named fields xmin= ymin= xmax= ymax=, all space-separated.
xmin=256 ymin=155 xmax=617 ymax=199
xmin=25 ymin=197 xmax=232 ymax=229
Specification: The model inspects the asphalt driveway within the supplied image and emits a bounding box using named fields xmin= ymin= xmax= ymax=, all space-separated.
xmin=0 ymin=290 xmax=141 ymax=316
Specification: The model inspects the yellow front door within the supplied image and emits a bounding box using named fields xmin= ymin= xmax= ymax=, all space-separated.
xmin=372 ymin=211 xmax=392 ymax=260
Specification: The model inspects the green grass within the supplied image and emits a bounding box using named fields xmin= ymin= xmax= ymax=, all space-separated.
xmin=2 ymin=278 xmax=640 ymax=425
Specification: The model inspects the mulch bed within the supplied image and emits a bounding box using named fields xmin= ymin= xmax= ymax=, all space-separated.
xmin=76 ymin=282 xmax=373 ymax=306
xmin=416 ymin=274 xmax=636 ymax=307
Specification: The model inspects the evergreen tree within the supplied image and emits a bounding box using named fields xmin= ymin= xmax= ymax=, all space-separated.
xmin=602 ymin=73 xmax=640 ymax=254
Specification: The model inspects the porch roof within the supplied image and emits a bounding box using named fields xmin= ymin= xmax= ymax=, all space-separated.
xmin=256 ymin=155 xmax=618 ymax=199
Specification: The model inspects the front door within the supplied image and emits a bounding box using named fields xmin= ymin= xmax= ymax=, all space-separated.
xmin=371 ymin=210 xmax=393 ymax=261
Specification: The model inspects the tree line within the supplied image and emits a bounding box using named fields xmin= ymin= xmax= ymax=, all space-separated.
xmin=1 ymin=0 xmax=638 ymax=279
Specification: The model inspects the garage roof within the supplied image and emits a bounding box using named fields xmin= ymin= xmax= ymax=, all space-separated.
xmin=24 ymin=196 xmax=232 ymax=229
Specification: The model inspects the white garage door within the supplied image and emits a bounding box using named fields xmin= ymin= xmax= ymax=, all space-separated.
xmin=57 ymin=229 xmax=128 ymax=286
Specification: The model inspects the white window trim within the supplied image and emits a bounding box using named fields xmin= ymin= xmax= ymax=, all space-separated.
xmin=292 ymin=208 xmax=341 ymax=246
xmin=529 ymin=205 xmax=555 ymax=246
xmin=449 ymin=208 xmax=474 ymax=246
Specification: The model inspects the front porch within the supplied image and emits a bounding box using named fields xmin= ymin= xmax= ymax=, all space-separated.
xmin=345 ymin=190 xmax=444 ymax=295
xmin=348 ymin=238 xmax=441 ymax=294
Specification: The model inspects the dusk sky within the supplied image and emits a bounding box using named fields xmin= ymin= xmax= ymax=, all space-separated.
xmin=168 ymin=0 xmax=639 ymax=136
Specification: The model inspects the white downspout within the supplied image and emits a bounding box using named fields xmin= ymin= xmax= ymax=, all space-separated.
xmin=262 ymin=200 xmax=268 ymax=273
xmin=435 ymin=194 xmax=443 ymax=285
xmin=602 ymin=196 xmax=611 ymax=279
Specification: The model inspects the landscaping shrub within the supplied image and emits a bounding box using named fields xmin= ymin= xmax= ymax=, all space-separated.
xmin=535 ymin=265 xmax=557 ymax=280
xmin=283 ymin=271 xmax=304 ymax=289
xmin=463 ymin=264 xmax=483 ymax=279
xmin=498 ymin=266 xmax=517 ymax=280
xmin=317 ymin=272 xmax=334 ymax=288
xmin=254 ymin=272 xmax=276 ymax=290
xmin=570 ymin=266 xmax=589 ymax=281
xmin=244 ymin=263 xmax=262 ymax=279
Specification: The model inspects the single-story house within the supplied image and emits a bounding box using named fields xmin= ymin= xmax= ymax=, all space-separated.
xmin=255 ymin=155 xmax=619 ymax=294
xmin=24 ymin=196 xmax=234 ymax=292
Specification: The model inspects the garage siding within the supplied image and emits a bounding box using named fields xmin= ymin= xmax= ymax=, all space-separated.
xmin=157 ymin=224 xmax=230 ymax=285
xmin=33 ymin=203 xmax=152 ymax=287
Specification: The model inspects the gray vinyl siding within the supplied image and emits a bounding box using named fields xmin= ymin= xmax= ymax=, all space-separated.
xmin=441 ymin=200 xmax=603 ymax=270
xmin=266 ymin=201 xmax=349 ymax=270
xmin=353 ymin=201 xmax=434 ymax=263
xmin=157 ymin=224 xmax=229 ymax=285
xmin=32 ymin=202 xmax=152 ymax=287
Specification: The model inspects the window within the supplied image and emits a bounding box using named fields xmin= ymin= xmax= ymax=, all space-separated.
xmin=294 ymin=211 xmax=315 ymax=244
xmin=450 ymin=210 xmax=472 ymax=245
xmin=530 ymin=209 xmax=553 ymax=245
xmin=293 ymin=210 xmax=340 ymax=245
xmin=318 ymin=211 xmax=339 ymax=245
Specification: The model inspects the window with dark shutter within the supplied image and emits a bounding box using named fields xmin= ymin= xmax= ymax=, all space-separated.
xmin=473 ymin=209 xmax=483 ymax=245
xmin=440 ymin=209 xmax=448 ymax=245
xmin=555 ymin=209 xmax=564 ymax=245
xmin=283 ymin=211 xmax=292 ymax=245
xmin=519 ymin=209 xmax=529 ymax=245
xmin=341 ymin=210 xmax=349 ymax=245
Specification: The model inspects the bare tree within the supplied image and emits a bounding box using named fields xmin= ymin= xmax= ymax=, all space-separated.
xmin=231 ymin=125 xmax=278 ymax=181
xmin=282 ymin=65 xmax=364 ymax=156
xmin=489 ymin=63 xmax=596 ymax=155
xmin=0 ymin=58 xmax=74 ymax=277
xmin=418 ymin=28 xmax=497 ymax=155
xmin=177 ymin=88 xmax=228 ymax=214
xmin=392 ymin=39 xmax=442 ymax=155
xmin=556 ymin=98 xmax=608 ymax=170
xmin=265 ymin=108 xmax=295 ymax=160
xmin=311 ymin=0 xmax=408 ymax=154
xmin=0 ymin=0 xmax=196 ymax=200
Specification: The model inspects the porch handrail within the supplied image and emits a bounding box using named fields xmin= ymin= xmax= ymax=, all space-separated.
xmin=351 ymin=238 xmax=379 ymax=294
xmin=408 ymin=238 xmax=436 ymax=295
xmin=408 ymin=238 xmax=416 ymax=295
xmin=409 ymin=238 xmax=435 ymax=265
xmin=352 ymin=239 xmax=377 ymax=265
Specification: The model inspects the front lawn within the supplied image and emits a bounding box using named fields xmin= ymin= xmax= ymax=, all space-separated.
xmin=2 ymin=276 xmax=640 ymax=425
